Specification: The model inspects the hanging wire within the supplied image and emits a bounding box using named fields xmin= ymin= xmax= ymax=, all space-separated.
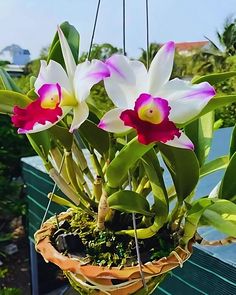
xmin=126 ymin=136 xmax=147 ymax=288
xmin=40 ymin=154 xmax=66 ymax=227
xmin=122 ymin=0 xmax=126 ymax=56
xmin=123 ymin=0 xmax=147 ymax=287
xmin=87 ymin=0 xmax=102 ymax=61
xmin=145 ymin=0 xmax=150 ymax=69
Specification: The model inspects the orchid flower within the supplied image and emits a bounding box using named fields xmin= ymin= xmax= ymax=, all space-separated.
xmin=98 ymin=42 xmax=216 ymax=149
xmin=12 ymin=27 xmax=109 ymax=134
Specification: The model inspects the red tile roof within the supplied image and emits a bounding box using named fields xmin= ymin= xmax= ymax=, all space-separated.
xmin=175 ymin=41 xmax=208 ymax=51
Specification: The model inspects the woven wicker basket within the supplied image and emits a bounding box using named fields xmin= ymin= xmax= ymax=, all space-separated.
xmin=35 ymin=211 xmax=193 ymax=295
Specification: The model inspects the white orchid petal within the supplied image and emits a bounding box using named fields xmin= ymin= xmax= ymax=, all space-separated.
xmin=148 ymin=41 xmax=175 ymax=94
xmin=58 ymin=26 xmax=77 ymax=80
xmin=74 ymin=60 xmax=109 ymax=102
xmin=164 ymin=132 xmax=194 ymax=150
xmin=69 ymin=101 xmax=89 ymax=132
xmin=163 ymin=79 xmax=216 ymax=124
xmin=34 ymin=60 xmax=71 ymax=94
xmin=105 ymin=54 xmax=135 ymax=84
xmin=98 ymin=108 xmax=131 ymax=133
xmin=104 ymin=57 xmax=147 ymax=109
xmin=104 ymin=78 xmax=132 ymax=108
xmin=129 ymin=60 xmax=148 ymax=94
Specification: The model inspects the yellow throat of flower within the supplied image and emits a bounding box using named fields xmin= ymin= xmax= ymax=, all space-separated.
xmin=138 ymin=102 xmax=163 ymax=124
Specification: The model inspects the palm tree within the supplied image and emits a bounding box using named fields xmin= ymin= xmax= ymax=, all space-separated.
xmin=216 ymin=16 xmax=236 ymax=56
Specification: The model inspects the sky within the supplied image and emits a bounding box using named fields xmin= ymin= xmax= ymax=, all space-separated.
xmin=0 ymin=0 xmax=235 ymax=60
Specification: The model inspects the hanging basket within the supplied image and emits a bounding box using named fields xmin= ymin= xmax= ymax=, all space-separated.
xmin=35 ymin=211 xmax=193 ymax=295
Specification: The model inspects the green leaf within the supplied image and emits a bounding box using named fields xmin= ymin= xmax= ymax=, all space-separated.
xmin=47 ymin=21 xmax=80 ymax=66
xmin=108 ymin=190 xmax=153 ymax=216
xmin=200 ymin=155 xmax=229 ymax=178
xmin=142 ymin=150 xmax=169 ymax=222
xmin=49 ymin=125 xmax=73 ymax=151
xmin=200 ymin=200 xmax=236 ymax=237
xmin=192 ymin=71 xmax=236 ymax=85
xmin=0 ymin=67 xmax=23 ymax=93
xmin=230 ymin=124 xmax=236 ymax=158
xmin=219 ymin=152 xmax=236 ymax=202
xmin=27 ymin=131 xmax=51 ymax=165
xmin=181 ymin=198 xmax=215 ymax=245
xmin=78 ymin=119 xmax=109 ymax=156
xmin=107 ymin=138 xmax=154 ymax=188
xmin=185 ymin=112 xmax=214 ymax=166
xmin=0 ymin=90 xmax=32 ymax=115
xmin=182 ymin=198 xmax=236 ymax=245
xmin=158 ymin=143 xmax=199 ymax=202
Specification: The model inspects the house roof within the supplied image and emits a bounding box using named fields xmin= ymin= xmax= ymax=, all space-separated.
xmin=175 ymin=41 xmax=209 ymax=51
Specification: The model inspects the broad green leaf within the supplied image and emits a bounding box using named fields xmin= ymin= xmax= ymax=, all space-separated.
xmin=158 ymin=143 xmax=199 ymax=202
xmin=107 ymin=138 xmax=154 ymax=188
xmin=200 ymin=200 xmax=236 ymax=237
xmin=230 ymin=124 xmax=236 ymax=158
xmin=27 ymin=132 xmax=51 ymax=167
xmin=78 ymin=119 xmax=109 ymax=156
xmin=0 ymin=90 xmax=32 ymax=115
xmin=0 ymin=67 xmax=23 ymax=93
xmin=200 ymin=155 xmax=229 ymax=178
xmin=192 ymin=71 xmax=236 ymax=85
xmin=219 ymin=152 xmax=236 ymax=202
xmin=49 ymin=125 xmax=73 ymax=151
xmin=47 ymin=22 xmax=80 ymax=67
xmin=185 ymin=112 xmax=214 ymax=166
xmin=142 ymin=150 xmax=168 ymax=219
xmin=181 ymin=198 xmax=215 ymax=245
xmin=108 ymin=190 xmax=153 ymax=216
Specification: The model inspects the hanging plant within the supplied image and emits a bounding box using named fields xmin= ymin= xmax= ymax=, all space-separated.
xmin=1 ymin=7 xmax=236 ymax=295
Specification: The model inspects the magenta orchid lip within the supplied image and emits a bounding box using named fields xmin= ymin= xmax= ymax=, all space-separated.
xmin=120 ymin=93 xmax=180 ymax=145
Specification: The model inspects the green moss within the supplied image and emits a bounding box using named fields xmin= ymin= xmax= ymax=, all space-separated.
xmin=53 ymin=211 xmax=176 ymax=268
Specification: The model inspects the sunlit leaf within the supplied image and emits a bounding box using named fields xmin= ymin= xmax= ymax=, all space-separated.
xmin=185 ymin=112 xmax=214 ymax=166
xmin=200 ymin=155 xmax=229 ymax=178
xmin=230 ymin=124 xmax=236 ymax=158
xmin=108 ymin=190 xmax=153 ymax=216
xmin=0 ymin=90 xmax=32 ymax=115
xmin=182 ymin=198 xmax=236 ymax=245
xmin=192 ymin=71 xmax=236 ymax=85
xmin=219 ymin=152 xmax=236 ymax=202
xmin=158 ymin=143 xmax=199 ymax=202
xmin=47 ymin=22 xmax=80 ymax=67
xmin=200 ymin=200 xmax=236 ymax=237
xmin=107 ymin=138 xmax=154 ymax=188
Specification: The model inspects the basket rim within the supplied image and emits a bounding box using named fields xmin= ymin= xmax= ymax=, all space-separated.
xmin=34 ymin=210 xmax=193 ymax=281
